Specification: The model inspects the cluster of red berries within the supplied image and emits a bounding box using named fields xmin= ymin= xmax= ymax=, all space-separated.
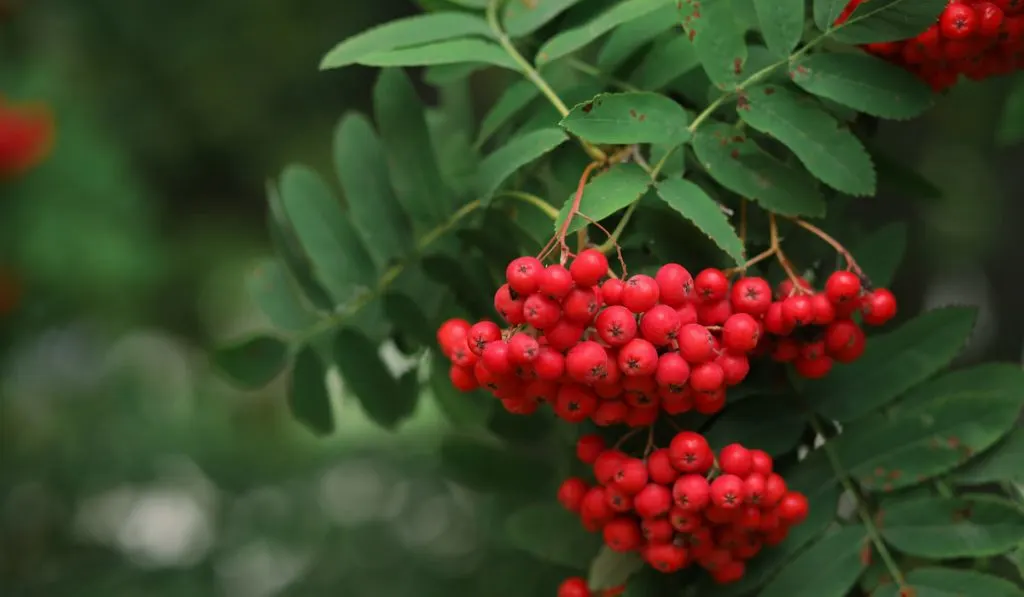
xmin=841 ymin=0 xmax=1024 ymax=91
xmin=556 ymin=432 xmax=809 ymax=587
xmin=555 ymin=579 xmax=623 ymax=597
xmin=0 ymin=95 xmax=54 ymax=178
xmin=436 ymin=249 xmax=897 ymax=423
xmin=750 ymin=271 xmax=896 ymax=379
xmin=436 ymin=249 xmax=771 ymax=424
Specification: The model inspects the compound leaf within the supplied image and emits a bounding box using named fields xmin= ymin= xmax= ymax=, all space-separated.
xmin=881 ymin=495 xmax=1024 ymax=558
xmin=791 ymin=53 xmax=934 ymax=120
xmin=561 ymin=92 xmax=691 ymax=145
xmin=554 ymin=163 xmax=652 ymax=235
xmin=655 ymin=178 xmax=744 ymax=266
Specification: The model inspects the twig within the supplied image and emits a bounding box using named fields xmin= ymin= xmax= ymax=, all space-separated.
xmin=791 ymin=218 xmax=865 ymax=278
xmin=613 ymin=427 xmax=644 ymax=450
xmin=807 ymin=415 xmax=909 ymax=592
xmin=556 ymin=161 xmax=600 ymax=264
xmin=577 ymin=212 xmax=628 ymax=278
xmin=769 ymin=214 xmax=805 ymax=290
xmin=565 ymin=57 xmax=642 ymax=92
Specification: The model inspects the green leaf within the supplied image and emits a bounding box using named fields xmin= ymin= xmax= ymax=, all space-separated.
xmin=814 ymin=0 xmax=854 ymax=31
xmin=213 ymin=335 xmax=289 ymax=390
xmin=288 ymin=346 xmax=335 ymax=435
xmin=319 ymin=12 xmax=495 ymax=69
xmin=691 ymin=123 xmax=825 ymax=217
xmin=428 ymin=351 xmax=493 ymax=428
xmin=589 ymin=548 xmax=645 ymax=592
xmin=554 ymin=163 xmax=652 ymax=235
xmin=373 ymin=69 xmax=451 ymax=232
xmin=852 ymin=222 xmax=907 ymax=289
xmin=955 ymin=427 xmax=1024 ymax=485
xmin=536 ymin=0 xmax=668 ymax=65
xmin=596 ymin=5 xmax=679 ymax=69
xmin=655 ymin=178 xmax=744 ymax=266
xmin=424 ymin=62 xmax=485 ymax=86
xmin=476 ymin=80 xmax=541 ymax=148
xmin=441 ymin=434 xmax=554 ymax=494
xmin=266 ymin=182 xmax=335 ymax=312
xmin=997 ymin=74 xmax=1024 ymax=146
xmin=755 ymin=0 xmax=805 ymax=56
xmin=382 ymin=292 xmax=435 ymax=348
xmin=357 ymin=38 xmax=521 ymax=71
xmin=278 ymin=164 xmax=377 ymax=305
xmin=835 ymin=364 xmax=1024 ymax=493
xmin=334 ymin=113 xmax=413 ymax=269
xmin=704 ymin=397 xmax=805 ymax=457
xmin=422 ymin=254 xmax=495 ymax=319
xmin=881 ymin=495 xmax=1024 ymax=558
xmin=737 ymin=85 xmax=876 ymax=196
xmin=628 ymin=34 xmax=700 ymax=91
xmin=806 ymin=307 xmax=978 ymax=423
xmin=246 ymin=258 xmax=319 ymax=332
xmin=504 ymin=0 xmax=584 ymax=37
xmin=829 ymin=0 xmax=947 ymax=44
xmin=333 ymin=327 xmax=416 ymax=429
xmin=759 ymin=526 xmax=868 ymax=597
xmin=873 ymin=150 xmax=942 ymax=200
xmin=679 ymin=0 xmax=748 ymax=89
xmin=476 ymin=128 xmax=568 ymax=204
xmin=505 ymin=503 xmax=602 ymax=569
xmin=708 ymin=485 xmax=841 ymax=596
xmin=790 ymin=53 xmax=934 ymax=120
xmin=560 ymin=92 xmax=690 ymax=145
xmin=875 ymin=567 xmax=1024 ymax=597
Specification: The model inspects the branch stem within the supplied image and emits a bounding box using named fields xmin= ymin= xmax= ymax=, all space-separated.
xmin=791 ymin=217 xmax=865 ymax=277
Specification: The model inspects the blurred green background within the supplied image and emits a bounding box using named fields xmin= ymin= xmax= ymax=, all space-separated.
xmin=1 ymin=1 xmax=1022 ymax=595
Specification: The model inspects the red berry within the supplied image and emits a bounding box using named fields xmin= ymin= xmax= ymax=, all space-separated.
xmin=743 ymin=473 xmax=766 ymax=506
xmin=546 ymin=320 xmax=586 ymax=351
xmin=977 ymin=2 xmax=1005 ymax=36
xmin=622 ymin=375 xmax=657 ymax=408
xmin=824 ymin=320 xmax=866 ymax=363
xmin=643 ymin=542 xmax=690 ymax=573
xmin=647 ymin=449 xmax=679 ymax=485
xmin=655 ymin=352 xmax=691 ymax=392
xmin=640 ymin=304 xmax=682 ymax=345
xmin=690 ymin=361 xmax=725 ymax=393
xmin=940 ymin=3 xmax=978 ymax=39
xmin=777 ymin=491 xmax=809 ymax=524
xmin=624 ymin=405 xmax=659 ymax=427
xmin=613 ymin=458 xmax=650 ymax=495
xmin=594 ymin=450 xmax=628 ymax=485
xmin=467 ymin=321 xmax=502 ymax=356
xmin=722 ymin=313 xmax=760 ymax=353
xmin=539 ymin=264 xmax=574 ymax=299
xmin=524 ymin=379 xmax=557 ymax=402
xmin=449 ymin=364 xmax=479 ymax=391
xmin=861 ymin=288 xmax=897 ymax=326
xmin=794 ymin=350 xmax=833 ymax=380
xmin=506 ymin=256 xmax=543 ymax=295
xmin=777 ymin=276 xmax=812 ymax=298
xmin=448 ymin=337 xmax=478 ymax=368
xmin=601 ymin=278 xmax=625 ymax=306
xmin=696 ymin=298 xmax=733 ymax=326
xmin=495 ymin=283 xmax=526 ymax=324
xmin=633 ymin=483 xmax=673 ymax=518
xmin=712 ymin=560 xmax=745 ymax=584
xmin=677 ymin=323 xmax=715 ymax=363
xmin=555 ymin=383 xmax=599 ymax=422
xmin=669 ymin=431 xmax=714 ymax=474
xmin=566 ymin=341 xmax=610 ymax=384
xmin=730 ymin=276 xmax=772 ymax=316
xmin=641 ymin=517 xmax=675 ymax=545
xmin=669 ymin=506 xmax=702 ymax=532
xmin=763 ymin=474 xmax=787 ymax=507
xmin=675 ymin=302 xmax=698 ymax=326
xmin=710 ymin=474 xmax=747 ymax=509
xmin=782 ymin=294 xmax=813 ymax=327
xmin=750 ymin=450 xmax=773 ymax=475
xmin=482 ymin=341 xmax=512 ymax=375
xmin=697 ymin=547 xmax=733 ymax=572
xmin=617 ymin=338 xmax=659 ymax=376
xmin=825 ymin=271 xmax=862 ymax=305
xmin=809 ymin=293 xmax=836 ymax=325
xmin=592 ymin=400 xmax=629 ymax=426
xmin=581 ymin=487 xmax=614 ymax=525
xmin=763 ymin=301 xmax=794 ymax=336
xmin=763 ymin=525 xmax=788 ymax=546
xmin=672 ymin=474 xmax=711 ymax=511
xmin=770 ymin=337 xmax=800 ymax=362
xmin=563 ymin=287 xmax=601 ymax=324
xmin=694 ymin=268 xmax=729 ymax=302
xmin=605 ymin=485 xmax=634 ymax=513
xmin=523 ymin=293 xmax=561 ymax=329
xmin=622 ymin=274 xmax=660 ymax=313
xmin=736 ymin=505 xmax=763 ymax=532
xmin=558 ymin=477 xmax=589 ymax=512
xmin=437 ymin=318 xmax=471 ymax=357
xmin=577 ymin=434 xmax=606 ymax=464
xmin=719 ymin=444 xmax=753 ymax=477
xmin=507 ymin=333 xmax=540 ymax=364
xmin=533 ymin=346 xmax=566 ymax=380
xmin=693 ymin=387 xmax=727 ymax=415
xmin=716 ymin=352 xmax=750 ymax=386
xmin=557 ymin=577 xmax=591 ymax=597
xmin=595 ymin=305 xmax=638 ymax=347
xmin=654 ymin=263 xmax=694 ymax=306
xmin=570 ymin=249 xmax=609 ymax=287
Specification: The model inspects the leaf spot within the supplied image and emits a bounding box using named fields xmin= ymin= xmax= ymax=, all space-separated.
xmin=582 ymin=102 xmax=594 ymax=114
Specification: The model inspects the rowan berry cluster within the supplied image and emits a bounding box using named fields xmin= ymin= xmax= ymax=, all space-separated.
xmin=556 ymin=432 xmax=809 ymax=587
xmin=843 ymin=0 xmax=1024 ymax=91
xmin=435 ymin=249 xmax=897 ymax=421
